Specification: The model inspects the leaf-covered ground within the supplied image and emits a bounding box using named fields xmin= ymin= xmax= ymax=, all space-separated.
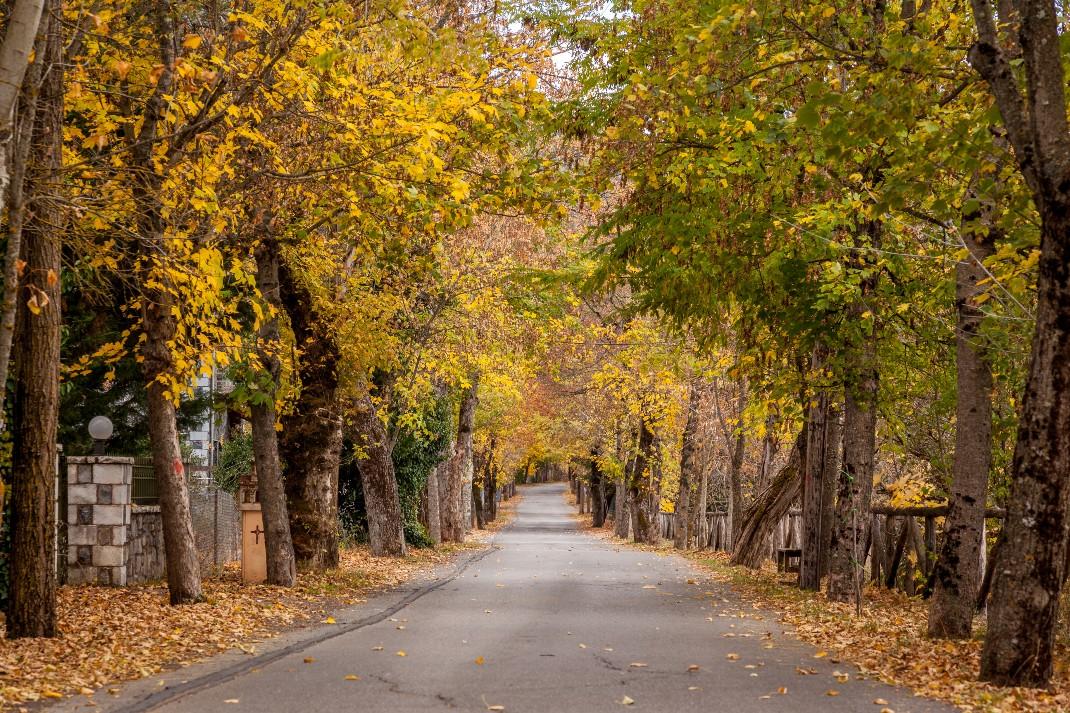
xmin=572 ymin=500 xmax=1070 ymax=713
xmin=0 ymin=496 xmax=517 ymax=711
xmin=689 ymin=552 xmax=1070 ymax=713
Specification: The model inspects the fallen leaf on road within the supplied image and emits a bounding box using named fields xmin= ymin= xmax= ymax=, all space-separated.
xmin=833 ymin=671 xmax=849 ymax=682
xmin=873 ymin=699 xmax=888 ymax=705
xmin=475 ymin=656 xmax=485 ymax=665
xmin=396 ymin=651 xmax=407 ymax=657
xmin=344 ymin=675 xmax=360 ymax=681
xmin=224 ymin=699 xmax=239 ymax=704
xmin=726 ymin=653 xmax=740 ymax=661
xmin=687 ymin=664 xmax=700 ymax=672
xmin=629 ymin=662 xmax=648 ymax=668
xmin=372 ymin=646 xmax=384 ymax=651
xmin=795 ymin=667 xmax=817 ymax=675
xmin=777 ymin=687 xmax=787 ymax=695
xmin=826 ymin=689 xmax=840 ymax=696
xmin=323 ymin=617 xmax=336 ymax=624
xmin=303 ymin=657 xmax=316 ymax=664
xmin=814 ymin=651 xmax=828 ymax=659
xmin=620 ymin=695 xmax=635 ymax=705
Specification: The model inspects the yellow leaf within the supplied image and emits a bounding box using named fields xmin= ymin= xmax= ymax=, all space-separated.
xmin=344 ymin=675 xmax=360 ymax=681
xmin=396 ymin=650 xmax=406 ymax=657
xmin=323 ymin=617 xmax=337 ymax=624
xmin=182 ymin=34 xmax=202 ymax=49
xmin=475 ymin=656 xmax=485 ymax=665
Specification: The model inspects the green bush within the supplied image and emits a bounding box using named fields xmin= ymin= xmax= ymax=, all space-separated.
xmin=213 ymin=431 xmax=252 ymax=494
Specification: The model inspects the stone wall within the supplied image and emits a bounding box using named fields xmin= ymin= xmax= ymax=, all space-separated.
xmin=128 ymin=506 xmax=166 ymax=583
xmin=124 ymin=488 xmax=241 ymax=583
xmin=65 ymin=456 xmax=132 ymax=586
xmin=66 ymin=457 xmax=242 ymax=585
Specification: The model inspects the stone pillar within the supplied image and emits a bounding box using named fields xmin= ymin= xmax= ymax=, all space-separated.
xmin=66 ymin=456 xmax=133 ymax=585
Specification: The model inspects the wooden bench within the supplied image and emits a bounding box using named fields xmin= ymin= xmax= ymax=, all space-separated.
xmin=776 ymin=548 xmax=801 ymax=573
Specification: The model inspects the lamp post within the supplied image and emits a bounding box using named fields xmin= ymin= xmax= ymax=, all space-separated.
xmin=88 ymin=415 xmax=114 ymax=455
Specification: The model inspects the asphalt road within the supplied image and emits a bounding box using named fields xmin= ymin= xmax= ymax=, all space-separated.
xmin=66 ymin=483 xmax=954 ymax=713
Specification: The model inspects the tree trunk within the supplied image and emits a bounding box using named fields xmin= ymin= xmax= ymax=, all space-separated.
xmin=133 ymin=7 xmax=202 ymax=604
xmin=443 ymin=377 xmax=478 ymax=542
xmin=630 ymin=422 xmax=658 ymax=545
xmin=249 ymin=233 xmax=296 ymax=586
xmin=426 ymin=455 xmax=442 ymax=544
xmin=460 ymin=374 xmax=479 ymax=531
xmin=731 ymin=429 xmax=806 ymax=569
xmin=965 ymin=0 xmax=1070 ymax=686
xmin=827 ymin=218 xmax=881 ymax=602
xmin=928 ymin=194 xmax=997 ymax=637
xmin=591 ymin=450 xmax=606 ymax=527
xmin=436 ymin=438 xmax=455 ymax=540
xmin=728 ymin=399 xmax=746 ymax=548
xmin=674 ymin=384 xmax=702 ymax=549
xmin=352 ymin=392 xmax=406 ymax=556
xmin=278 ymin=260 xmax=341 ymax=570
xmin=693 ymin=465 xmax=710 ymax=549
xmin=483 ymin=439 xmax=497 ymax=522
xmin=6 ymin=3 xmax=59 ymax=636
xmin=800 ymin=349 xmax=830 ymax=590
xmin=817 ymin=400 xmax=842 ymax=578
xmin=0 ymin=0 xmax=46 ymax=218
xmin=756 ymin=414 xmax=777 ymax=492
xmin=614 ymin=476 xmax=629 ymax=538
xmin=0 ymin=1 xmax=48 ymax=424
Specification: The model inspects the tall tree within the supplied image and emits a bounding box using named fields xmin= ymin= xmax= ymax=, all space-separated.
xmin=673 ymin=383 xmax=702 ymax=549
xmin=0 ymin=0 xmax=45 ymax=242
xmin=968 ymin=0 xmax=1070 ymax=686
xmin=442 ymin=375 xmax=479 ymax=542
xmin=827 ymin=221 xmax=882 ymax=603
xmin=278 ymin=258 xmax=342 ymax=570
xmin=927 ymin=189 xmax=999 ymax=638
xmin=352 ymin=391 xmax=407 ymax=556
xmin=249 ymin=230 xmax=296 ymax=586
xmin=0 ymin=0 xmax=47 ymax=423
xmin=6 ymin=0 xmax=60 ymax=638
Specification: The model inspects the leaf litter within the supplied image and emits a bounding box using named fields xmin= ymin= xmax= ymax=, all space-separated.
xmin=0 ymin=543 xmax=467 ymax=708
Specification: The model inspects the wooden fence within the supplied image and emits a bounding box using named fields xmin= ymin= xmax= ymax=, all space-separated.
xmin=645 ymin=498 xmax=1005 ymax=596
